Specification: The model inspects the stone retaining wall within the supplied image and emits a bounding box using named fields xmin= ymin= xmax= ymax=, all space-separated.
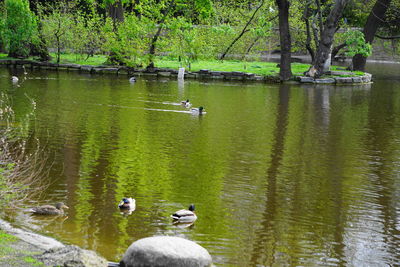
xmin=0 ymin=59 xmax=371 ymax=85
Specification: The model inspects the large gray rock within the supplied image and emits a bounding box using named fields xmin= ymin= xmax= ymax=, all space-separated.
xmin=36 ymin=245 xmax=108 ymax=267
xmin=120 ymin=236 xmax=212 ymax=267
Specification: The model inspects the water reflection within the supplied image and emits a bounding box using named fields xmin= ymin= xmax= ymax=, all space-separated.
xmin=1 ymin=66 xmax=400 ymax=266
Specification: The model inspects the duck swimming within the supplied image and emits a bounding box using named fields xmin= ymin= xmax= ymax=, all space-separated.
xmin=11 ymin=76 xmax=18 ymax=83
xmin=129 ymin=77 xmax=136 ymax=83
xmin=118 ymin=197 xmax=135 ymax=210
xmin=29 ymin=202 xmax=69 ymax=215
xmin=181 ymin=99 xmax=192 ymax=108
xmin=191 ymin=106 xmax=205 ymax=115
xmin=171 ymin=204 xmax=197 ymax=222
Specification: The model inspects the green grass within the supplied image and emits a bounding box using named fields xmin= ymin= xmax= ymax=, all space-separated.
xmin=48 ymin=53 xmax=108 ymax=65
xmin=23 ymin=256 xmax=45 ymax=266
xmin=0 ymin=53 xmax=364 ymax=77
xmin=0 ymin=53 xmax=107 ymax=66
xmin=0 ymin=230 xmax=17 ymax=244
xmin=155 ymin=58 xmax=314 ymax=76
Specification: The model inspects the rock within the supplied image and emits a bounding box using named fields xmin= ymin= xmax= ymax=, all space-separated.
xmin=120 ymin=236 xmax=212 ymax=267
xmin=157 ymin=71 xmax=171 ymax=77
xmin=352 ymin=76 xmax=362 ymax=83
xmin=209 ymin=71 xmax=222 ymax=76
xmin=336 ymin=77 xmax=353 ymax=83
xmin=230 ymin=71 xmax=245 ymax=76
xmin=36 ymin=245 xmax=108 ymax=267
xmin=298 ymin=76 xmax=314 ymax=83
xmin=185 ymin=73 xmax=197 ymax=79
xmin=315 ymin=78 xmax=335 ymax=84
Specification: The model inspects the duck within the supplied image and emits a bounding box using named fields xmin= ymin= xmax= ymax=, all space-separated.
xmin=29 ymin=202 xmax=69 ymax=215
xmin=11 ymin=76 xmax=19 ymax=83
xmin=129 ymin=77 xmax=136 ymax=83
xmin=118 ymin=197 xmax=135 ymax=210
xmin=191 ymin=106 xmax=205 ymax=115
xmin=181 ymin=99 xmax=192 ymax=108
xmin=171 ymin=204 xmax=197 ymax=222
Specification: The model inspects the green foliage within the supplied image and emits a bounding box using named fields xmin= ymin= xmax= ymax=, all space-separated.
xmin=167 ymin=18 xmax=199 ymax=67
xmin=1 ymin=0 xmax=37 ymax=58
xmin=344 ymin=30 xmax=372 ymax=57
xmin=102 ymin=15 xmax=154 ymax=66
xmin=40 ymin=3 xmax=73 ymax=63
xmin=71 ymin=12 xmax=104 ymax=61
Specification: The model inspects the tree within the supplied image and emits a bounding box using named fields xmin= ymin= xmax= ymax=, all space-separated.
xmin=40 ymin=2 xmax=73 ymax=63
xmin=219 ymin=0 xmax=265 ymax=60
xmin=138 ymin=0 xmax=213 ymax=68
xmin=308 ymin=0 xmax=350 ymax=78
xmin=2 ymin=0 xmax=37 ymax=58
xmin=276 ymin=0 xmax=292 ymax=80
xmin=352 ymin=0 xmax=393 ymax=71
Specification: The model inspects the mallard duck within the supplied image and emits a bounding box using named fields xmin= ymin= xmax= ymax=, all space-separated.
xmin=181 ymin=99 xmax=192 ymax=108
xmin=118 ymin=197 xmax=135 ymax=210
xmin=171 ymin=204 xmax=197 ymax=222
xmin=11 ymin=76 xmax=19 ymax=83
xmin=129 ymin=77 xmax=136 ymax=83
xmin=29 ymin=202 xmax=69 ymax=215
xmin=191 ymin=106 xmax=205 ymax=115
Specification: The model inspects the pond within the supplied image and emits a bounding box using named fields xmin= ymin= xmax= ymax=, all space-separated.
xmin=1 ymin=63 xmax=400 ymax=266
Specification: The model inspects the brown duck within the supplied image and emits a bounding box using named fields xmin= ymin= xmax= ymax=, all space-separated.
xmin=29 ymin=202 xmax=69 ymax=215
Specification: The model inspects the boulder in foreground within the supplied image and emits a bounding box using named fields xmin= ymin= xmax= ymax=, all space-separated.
xmin=120 ymin=236 xmax=212 ymax=267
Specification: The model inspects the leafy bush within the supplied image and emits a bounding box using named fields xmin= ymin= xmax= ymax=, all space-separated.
xmin=344 ymin=30 xmax=372 ymax=57
xmin=102 ymin=15 xmax=155 ymax=67
xmin=1 ymin=0 xmax=37 ymax=58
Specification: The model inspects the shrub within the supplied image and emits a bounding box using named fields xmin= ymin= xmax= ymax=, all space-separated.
xmin=0 ymin=93 xmax=48 ymax=208
xmin=2 ymin=0 xmax=38 ymax=58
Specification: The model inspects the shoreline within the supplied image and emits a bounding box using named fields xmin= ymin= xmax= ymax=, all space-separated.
xmin=1 ymin=59 xmax=372 ymax=85
xmin=0 ymin=218 xmax=110 ymax=267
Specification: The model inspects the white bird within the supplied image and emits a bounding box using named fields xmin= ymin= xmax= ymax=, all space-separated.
xmin=11 ymin=76 xmax=18 ymax=83
xmin=171 ymin=204 xmax=197 ymax=223
xmin=191 ymin=106 xmax=205 ymax=115
xmin=118 ymin=197 xmax=135 ymax=211
xmin=129 ymin=77 xmax=136 ymax=83
xmin=23 ymin=65 xmax=28 ymax=75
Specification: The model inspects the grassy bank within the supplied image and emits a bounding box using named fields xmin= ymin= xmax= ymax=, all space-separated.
xmin=0 ymin=53 xmax=364 ymax=77
xmin=0 ymin=230 xmax=45 ymax=267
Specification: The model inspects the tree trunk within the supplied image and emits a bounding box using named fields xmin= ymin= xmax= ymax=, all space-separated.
xmin=57 ymin=36 xmax=60 ymax=64
xmin=313 ymin=0 xmax=349 ymax=78
xmin=147 ymin=4 xmax=174 ymax=68
xmin=107 ymin=0 xmax=124 ymax=25
xmin=331 ymin=42 xmax=346 ymax=60
xmin=276 ymin=0 xmax=292 ymax=81
xmin=147 ymin=25 xmax=164 ymax=68
xmin=303 ymin=3 xmax=315 ymax=62
xmin=106 ymin=1 xmax=124 ymax=65
xmin=352 ymin=0 xmax=392 ymax=71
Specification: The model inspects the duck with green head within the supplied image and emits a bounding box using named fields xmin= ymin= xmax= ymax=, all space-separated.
xmin=191 ymin=106 xmax=205 ymax=115
xmin=171 ymin=204 xmax=197 ymax=223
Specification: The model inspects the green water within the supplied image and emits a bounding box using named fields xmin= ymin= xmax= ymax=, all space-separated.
xmin=1 ymin=63 xmax=400 ymax=266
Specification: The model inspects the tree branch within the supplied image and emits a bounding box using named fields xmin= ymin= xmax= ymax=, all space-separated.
xmin=219 ymin=0 xmax=265 ymax=60
xmin=375 ymin=34 xmax=400 ymax=39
